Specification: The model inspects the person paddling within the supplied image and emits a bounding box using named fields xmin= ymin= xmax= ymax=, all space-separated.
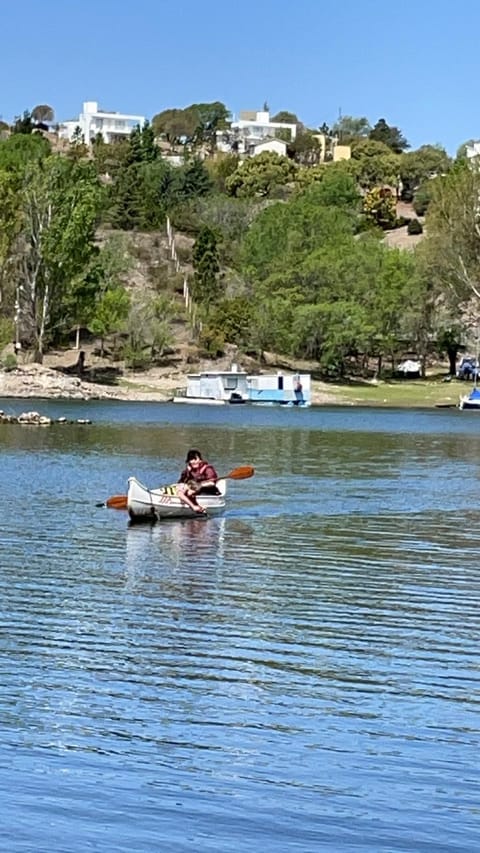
xmin=175 ymin=449 xmax=220 ymax=512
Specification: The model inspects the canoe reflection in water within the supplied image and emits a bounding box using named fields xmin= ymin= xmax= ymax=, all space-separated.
xmin=124 ymin=516 xmax=231 ymax=591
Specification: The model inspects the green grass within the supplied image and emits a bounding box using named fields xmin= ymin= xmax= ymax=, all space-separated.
xmin=320 ymin=376 xmax=469 ymax=408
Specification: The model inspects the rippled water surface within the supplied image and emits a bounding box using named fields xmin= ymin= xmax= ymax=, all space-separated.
xmin=1 ymin=400 xmax=479 ymax=852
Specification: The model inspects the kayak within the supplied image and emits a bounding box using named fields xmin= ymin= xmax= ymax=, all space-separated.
xmin=127 ymin=476 xmax=227 ymax=522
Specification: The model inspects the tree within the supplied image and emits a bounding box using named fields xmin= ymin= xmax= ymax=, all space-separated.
xmin=90 ymin=287 xmax=130 ymax=356
xmin=351 ymin=139 xmax=400 ymax=189
xmin=226 ymin=151 xmax=297 ymax=197
xmin=369 ymin=118 xmax=409 ymax=153
xmin=31 ymin=104 xmax=54 ymax=125
xmin=192 ymin=101 xmax=230 ymax=152
xmin=14 ymin=156 xmax=102 ymax=360
xmin=151 ymin=107 xmax=198 ymax=144
xmin=413 ymin=180 xmax=436 ymax=216
xmin=67 ymin=126 xmax=89 ymax=161
xmin=0 ymin=132 xmax=51 ymax=170
xmin=331 ymin=115 xmax=371 ymax=142
xmin=399 ymin=145 xmax=450 ymax=200
xmin=303 ymin=166 xmax=360 ymax=210
xmin=418 ymin=161 xmax=480 ymax=324
xmin=179 ymin=158 xmax=212 ymax=198
xmin=363 ymin=187 xmax=397 ymax=230
xmin=288 ymin=129 xmax=322 ymax=165
xmin=125 ymin=294 xmax=175 ymax=366
xmin=12 ymin=110 xmax=35 ymax=134
xmin=192 ymin=226 xmax=221 ymax=312
xmin=271 ymin=111 xmax=298 ymax=124
xmin=64 ymin=233 xmax=132 ymax=348
xmin=437 ymin=326 xmax=463 ymax=375
xmin=0 ymin=169 xmax=22 ymax=308
xmin=207 ymin=154 xmax=241 ymax=193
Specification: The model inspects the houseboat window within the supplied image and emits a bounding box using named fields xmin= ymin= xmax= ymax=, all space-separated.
xmin=224 ymin=377 xmax=238 ymax=389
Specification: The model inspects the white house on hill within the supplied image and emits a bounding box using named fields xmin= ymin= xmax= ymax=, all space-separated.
xmin=59 ymin=100 xmax=145 ymax=144
xmin=217 ymin=109 xmax=297 ymax=155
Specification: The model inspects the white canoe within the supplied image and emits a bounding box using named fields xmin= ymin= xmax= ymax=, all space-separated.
xmin=127 ymin=476 xmax=227 ymax=521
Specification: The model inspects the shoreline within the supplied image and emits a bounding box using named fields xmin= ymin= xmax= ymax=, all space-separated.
xmin=0 ymin=363 xmax=344 ymax=406
xmin=0 ymin=362 xmax=462 ymax=409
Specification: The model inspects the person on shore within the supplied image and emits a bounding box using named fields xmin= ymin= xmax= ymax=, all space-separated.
xmin=293 ymin=374 xmax=304 ymax=404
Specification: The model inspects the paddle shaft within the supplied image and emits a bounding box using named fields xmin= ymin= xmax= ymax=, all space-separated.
xmin=100 ymin=464 xmax=254 ymax=510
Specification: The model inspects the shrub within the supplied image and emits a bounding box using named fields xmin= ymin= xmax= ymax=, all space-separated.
xmin=198 ymin=326 xmax=225 ymax=357
xmin=1 ymin=353 xmax=17 ymax=372
xmin=407 ymin=218 xmax=423 ymax=235
xmin=413 ymin=183 xmax=432 ymax=216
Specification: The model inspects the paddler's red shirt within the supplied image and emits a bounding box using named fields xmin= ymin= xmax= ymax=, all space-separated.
xmin=179 ymin=460 xmax=218 ymax=485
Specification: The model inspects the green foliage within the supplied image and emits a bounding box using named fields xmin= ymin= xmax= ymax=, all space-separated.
xmin=413 ymin=181 xmax=435 ymax=216
xmin=271 ymin=111 xmax=298 ymax=124
xmin=152 ymin=101 xmax=230 ymax=150
xmin=332 ymin=115 xmax=371 ymax=143
xmin=198 ymin=325 xmax=225 ymax=356
xmin=192 ymin=227 xmax=221 ymax=311
xmin=15 ymin=156 xmax=104 ymax=358
xmin=12 ymin=110 xmax=35 ymax=134
xmin=288 ymin=130 xmax=322 ymax=165
xmin=0 ymin=318 xmax=14 ymax=353
xmin=369 ymin=118 xmax=409 ymax=153
xmin=1 ymin=352 xmax=17 ymax=371
xmin=206 ymin=154 xmax=240 ymax=192
xmin=419 ymin=161 xmax=480 ymax=316
xmin=363 ymin=187 xmax=397 ymax=230
xmin=0 ymin=132 xmax=51 ymax=173
xmin=407 ymin=218 xmax=423 ymax=235
xmin=226 ymin=151 xmax=297 ymax=198
xmin=301 ymin=166 xmax=361 ymax=210
xmin=90 ymin=286 xmax=130 ymax=352
xmin=209 ymin=296 xmax=254 ymax=345
xmin=180 ymin=158 xmax=212 ymax=197
xmin=125 ymin=293 xmax=175 ymax=366
xmin=437 ymin=326 xmax=463 ymax=374
xmin=351 ymin=139 xmax=400 ymax=189
xmin=399 ymin=145 xmax=450 ymax=200
xmin=242 ymin=190 xmax=356 ymax=281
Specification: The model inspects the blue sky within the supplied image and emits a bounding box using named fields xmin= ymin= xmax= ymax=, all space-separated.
xmin=1 ymin=0 xmax=478 ymax=154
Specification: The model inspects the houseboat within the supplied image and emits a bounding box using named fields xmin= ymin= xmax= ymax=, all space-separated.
xmin=173 ymin=366 xmax=311 ymax=406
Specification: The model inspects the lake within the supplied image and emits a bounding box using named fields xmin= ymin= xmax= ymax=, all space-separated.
xmin=1 ymin=399 xmax=479 ymax=852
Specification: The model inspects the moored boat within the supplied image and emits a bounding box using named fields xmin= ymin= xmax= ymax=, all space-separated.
xmin=127 ymin=476 xmax=227 ymax=521
xmin=459 ymin=387 xmax=480 ymax=410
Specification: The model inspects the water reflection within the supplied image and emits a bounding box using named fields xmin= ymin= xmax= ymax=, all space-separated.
xmin=124 ymin=516 xmax=229 ymax=590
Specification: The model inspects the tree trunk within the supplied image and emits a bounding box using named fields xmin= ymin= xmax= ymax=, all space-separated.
xmin=447 ymin=346 xmax=458 ymax=376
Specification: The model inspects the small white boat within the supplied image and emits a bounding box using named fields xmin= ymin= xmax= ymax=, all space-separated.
xmin=127 ymin=476 xmax=227 ymax=521
xmin=459 ymin=387 xmax=480 ymax=410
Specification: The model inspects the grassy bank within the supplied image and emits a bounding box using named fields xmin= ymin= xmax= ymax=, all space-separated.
xmin=316 ymin=376 xmax=469 ymax=408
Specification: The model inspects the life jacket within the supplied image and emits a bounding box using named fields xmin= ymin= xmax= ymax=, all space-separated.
xmin=188 ymin=461 xmax=210 ymax=482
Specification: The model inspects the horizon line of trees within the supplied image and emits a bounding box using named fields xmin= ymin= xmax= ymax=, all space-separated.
xmin=0 ymin=108 xmax=479 ymax=378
